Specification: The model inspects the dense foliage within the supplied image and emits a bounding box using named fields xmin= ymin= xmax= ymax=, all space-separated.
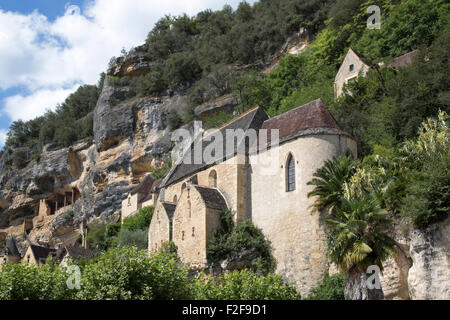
xmin=305 ymin=272 xmax=346 ymax=300
xmin=193 ymin=269 xmax=301 ymax=300
xmin=207 ymin=211 xmax=276 ymax=275
xmin=0 ymin=247 xmax=300 ymax=300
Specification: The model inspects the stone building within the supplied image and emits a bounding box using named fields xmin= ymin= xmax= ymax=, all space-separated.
xmin=121 ymin=175 xmax=161 ymax=222
xmin=23 ymin=243 xmax=57 ymax=266
xmin=148 ymin=201 xmax=176 ymax=253
xmin=148 ymin=98 xmax=357 ymax=295
xmin=0 ymin=237 xmax=21 ymax=270
xmin=335 ymin=48 xmax=419 ymax=98
xmin=334 ymin=48 xmax=371 ymax=98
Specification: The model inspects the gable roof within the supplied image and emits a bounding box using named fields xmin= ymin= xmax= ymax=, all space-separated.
xmin=195 ymin=186 xmax=228 ymax=211
xmin=131 ymin=174 xmax=155 ymax=195
xmin=260 ymin=99 xmax=347 ymax=145
xmin=161 ymin=202 xmax=176 ymax=220
xmin=5 ymin=237 xmax=20 ymax=257
xmin=62 ymin=246 xmax=99 ymax=261
xmin=160 ymin=107 xmax=268 ymax=188
xmin=29 ymin=245 xmax=56 ymax=262
xmin=385 ymin=50 xmax=419 ymax=69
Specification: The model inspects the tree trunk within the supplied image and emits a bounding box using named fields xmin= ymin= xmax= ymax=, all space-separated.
xmin=345 ymin=267 xmax=384 ymax=300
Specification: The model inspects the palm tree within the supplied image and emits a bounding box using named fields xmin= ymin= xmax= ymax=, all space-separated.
xmin=307 ymin=156 xmax=356 ymax=215
xmin=326 ymin=196 xmax=395 ymax=300
xmin=308 ymin=156 xmax=395 ymax=300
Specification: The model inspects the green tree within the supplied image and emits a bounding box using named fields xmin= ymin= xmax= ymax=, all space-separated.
xmin=326 ymin=196 xmax=395 ymax=300
xmin=307 ymin=156 xmax=356 ymax=214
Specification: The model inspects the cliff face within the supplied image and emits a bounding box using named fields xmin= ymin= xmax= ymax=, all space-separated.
xmin=0 ymin=54 xmax=184 ymax=253
xmin=380 ymin=216 xmax=450 ymax=300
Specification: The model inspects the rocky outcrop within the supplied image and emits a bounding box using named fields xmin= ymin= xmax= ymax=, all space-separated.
xmin=109 ymin=48 xmax=153 ymax=78
xmin=380 ymin=216 xmax=449 ymax=300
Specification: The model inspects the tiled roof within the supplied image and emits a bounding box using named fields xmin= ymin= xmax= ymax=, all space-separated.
xmin=30 ymin=245 xmax=56 ymax=262
xmin=386 ymin=50 xmax=419 ymax=69
xmin=5 ymin=237 xmax=20 ymax=257
xmin=64 ymin=246 xmax=99 ymax=260
xmin=160 ymin=107 xmax=268 ymax=187
xmin=261 ymin=99 xmax=343 ymax=144
xmin=195 ymin=186 xmax=228 ymax=211
xmin=131 ymin=174 xmax=155 ymax=195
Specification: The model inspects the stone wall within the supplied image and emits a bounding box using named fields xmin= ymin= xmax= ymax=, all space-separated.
xmin=249 ymin=134 xmax=357 ymax=296
xmin=148 ymin=201 xmax=171 ymax=253
xmin=172 ymin=187 xmax=221 ymax=268
xmin=334 ymin=49 xmax=370 ymax=98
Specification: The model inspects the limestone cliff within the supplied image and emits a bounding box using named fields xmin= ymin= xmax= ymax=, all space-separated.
xmin=0 ymin=54 xmax=183 ymax=254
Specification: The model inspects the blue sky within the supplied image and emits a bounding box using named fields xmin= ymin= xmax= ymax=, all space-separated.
xmin=0 ymin=0 xmax=255 ymax=147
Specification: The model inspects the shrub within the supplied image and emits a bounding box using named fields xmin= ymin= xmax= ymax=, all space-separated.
xmin=119 ymin=228 xmax=148 ymax=250
xmin=122 ymin=206 xmax=154 ymax=231
xmin=167 ymin=109 xmax=183 ymax=131
xmin=86 ymin=222 xmax=120 ymax=251
xmin=305 ymin=272 xmax=346 ymax=300
xmin=207 ymin=212 xmax=276 ymax=275
xmin=76 ymin=247 xmax=192 ymax=300
xmin=12 ymin=150 xmax=28 ymax=169
xmin=193 ymin=269 xmax=301 ymax=300
xmin=0 ymin=260 xmax=75 ymax=300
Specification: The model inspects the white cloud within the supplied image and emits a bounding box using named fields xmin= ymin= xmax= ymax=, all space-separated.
xmin=0 ymin=0 xmax=253 ymax=123
xmin=3 ymin=86 xmax=79 ymax=122
xmin=0 ymin=129 xmax=8 ymax=147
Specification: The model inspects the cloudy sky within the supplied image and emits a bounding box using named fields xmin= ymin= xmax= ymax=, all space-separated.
xmin=0 ymin=0 xmax=256 ymax=147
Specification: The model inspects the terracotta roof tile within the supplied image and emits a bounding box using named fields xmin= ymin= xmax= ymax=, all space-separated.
xmin=261 ymin=99 xmax=342 ymax=143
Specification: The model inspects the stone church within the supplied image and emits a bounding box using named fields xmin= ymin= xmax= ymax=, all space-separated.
xmin=147 ymin=98 xmax=357 ymax=295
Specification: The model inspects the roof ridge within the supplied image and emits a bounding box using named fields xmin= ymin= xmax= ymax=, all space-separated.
xmin=215 ymin=106 xmax=260 ymax=131
xmin=265 ymin=98 xmax=323 ymax=121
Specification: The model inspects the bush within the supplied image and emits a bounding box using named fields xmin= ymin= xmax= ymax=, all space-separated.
xmin=0 ymin=260 xmax=75 ymax=300
xmin=193 ymin=269 xmax=301 ymax=300
xmin=167 ymin=109 xmax=183 ymax=131
xmin=163 ymin=52 xmax=201 ymax=88
xmin=305 ymin=272 xmax=346 ymax=300
xmin=12 ymin=150 xmax=28 ymax=169
xmin=86 ymin=222 xmax=120 ymax=251
xmin=207 ymin=212 xmax=276 ymax=275
xmin=119 ymin=228 xmax=148 ymax=250
xmin=122 ymin=206 xmax=154 ymax=231
xmin=76 ymin=247 xmax=192 ymax=300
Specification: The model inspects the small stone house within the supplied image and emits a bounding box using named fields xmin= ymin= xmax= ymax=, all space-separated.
xmin=172 ymin=185 xmax=228 ymax=268
xmin=148 ymin=201 xmax=176 ymax=253
xmin=23 ymin=243 xmax=57 ymax=266
xmin=334 ymin=48 xmax=371 ymax=98
xmin=121 ymin=175 xmax=159 ymax=222
xmin=0 ymin=237 xmax=21 ymax=270
xmin=335 ymin=48 xmax=419 ymax=98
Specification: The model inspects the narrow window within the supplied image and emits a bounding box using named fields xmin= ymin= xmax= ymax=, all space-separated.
xmin=349 ymin=64 xmax=354 ymax=72
xmin=209 ymin=170 xmax=217 ymax=188
xmin=187 ymin=201 xmax=191 ymax=219
xmin=286 ymin=154 xmax=296 ymax=192
xmin=182 ymin=231 xmax=185 ymax=241
xmin=192 ymin=227 xmax=195 ymax=237
xmin=173 ymin=195 xmax=177 ymax=203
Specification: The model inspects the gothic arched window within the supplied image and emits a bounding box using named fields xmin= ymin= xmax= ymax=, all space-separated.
xmin=286 ymin=154 xmax=296 ymax=192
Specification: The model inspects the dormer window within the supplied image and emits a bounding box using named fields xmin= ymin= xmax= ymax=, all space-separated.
xmin=349 ymin=64 xmax=354 ymax=72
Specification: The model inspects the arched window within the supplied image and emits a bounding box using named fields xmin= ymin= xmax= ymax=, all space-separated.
xmin=173 ymin=195 xmax=177 ymax=203
xmin=286 ymin=154 xmax=296 ymax=192
xmin=209 ymin=170 xmax=217 ymax=188
xmin=181 ymin=183 xmax=186 ymax=193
